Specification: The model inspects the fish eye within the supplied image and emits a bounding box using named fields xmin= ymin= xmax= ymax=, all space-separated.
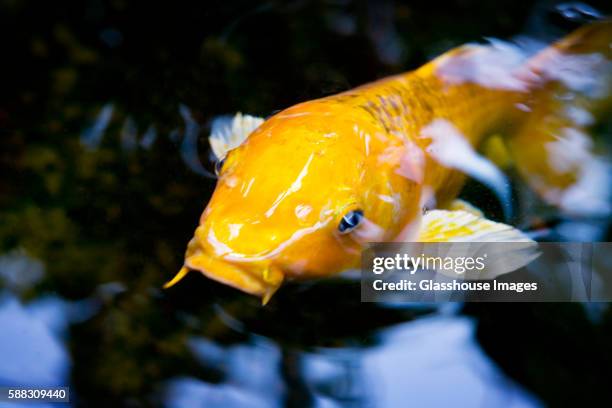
xmin=338 ymin=210 xmax=364 ymax=233
xmin=214 ymin=157 xmax=226 ymax=176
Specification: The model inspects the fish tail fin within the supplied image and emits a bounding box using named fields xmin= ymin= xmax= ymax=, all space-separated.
xmin=506 ymin=19 xmax=612 ymax=217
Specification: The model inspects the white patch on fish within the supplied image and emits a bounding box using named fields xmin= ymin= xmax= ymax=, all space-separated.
xmin=396 ymin=138 xmax=425 ymax=184
xmin=435 ymin=42 xmax=534 ymax=92
xmin=420 ymin=119 xmax=512 ymax=217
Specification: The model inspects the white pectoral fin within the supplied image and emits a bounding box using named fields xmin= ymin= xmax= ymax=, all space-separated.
xmin=209 ymin=112 xmax=265 ymax=160
xmin=417 ymin=209 xmax=539 ymax=279
xmin=446 ymin=199 xmax=484 ymax=217
xmin=420 ymin=119 xmax=512 ymax=218
xmin=418 ymin=209 xmax=533 ymax=243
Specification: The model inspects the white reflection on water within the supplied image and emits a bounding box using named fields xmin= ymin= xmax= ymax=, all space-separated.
xmin=179 ymin=104 xmax=216 ymax=178
xmin=165 ymin=377 xmax=273 ymax=408
xmin=120 ymin=116 xmax=138 ymax=152
xmin=140 ymin=125 xmax=158 ymax=150
xmin=0 ymin=293 xmax=69 ymax=387
xmin=0 ymin=249 xmax=44 ymax=293
xmin=80 ymin=103 xmax=114 ymax=150
xmin=0 ymin=250 xmax=98 ymax=399
xmin=357 ymin=316 xmax=540 ymax=407
xmin=175 ymin=315 xmax=541 ymax=408
xmin=176 ymin=336 xmax=283 ymax=407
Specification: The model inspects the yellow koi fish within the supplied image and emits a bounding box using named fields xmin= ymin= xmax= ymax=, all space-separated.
xmin=166 ymin=20 xmax=611 ymax=303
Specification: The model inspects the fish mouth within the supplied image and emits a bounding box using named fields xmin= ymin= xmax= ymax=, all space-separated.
xmin=169 ymin=245 xmax=284 ymax=303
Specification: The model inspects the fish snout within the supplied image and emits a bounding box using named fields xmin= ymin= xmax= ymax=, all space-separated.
xmin=176 ymin=230 xmax=284 ymax=303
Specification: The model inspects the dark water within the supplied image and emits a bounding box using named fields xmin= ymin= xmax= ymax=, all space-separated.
xmin=2 ymin=1 xmax=612 ymax=407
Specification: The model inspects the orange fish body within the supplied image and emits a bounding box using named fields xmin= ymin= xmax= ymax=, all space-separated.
xmin=167 ymin=20 xmax=612 ymax=302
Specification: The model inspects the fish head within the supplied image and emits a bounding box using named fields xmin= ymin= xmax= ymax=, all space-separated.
xmin=177 ymin=102 xmax=422 ymax=300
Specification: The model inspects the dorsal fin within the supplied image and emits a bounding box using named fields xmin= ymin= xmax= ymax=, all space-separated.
xmin=209 ymin=113 xmax=264 ymax=159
